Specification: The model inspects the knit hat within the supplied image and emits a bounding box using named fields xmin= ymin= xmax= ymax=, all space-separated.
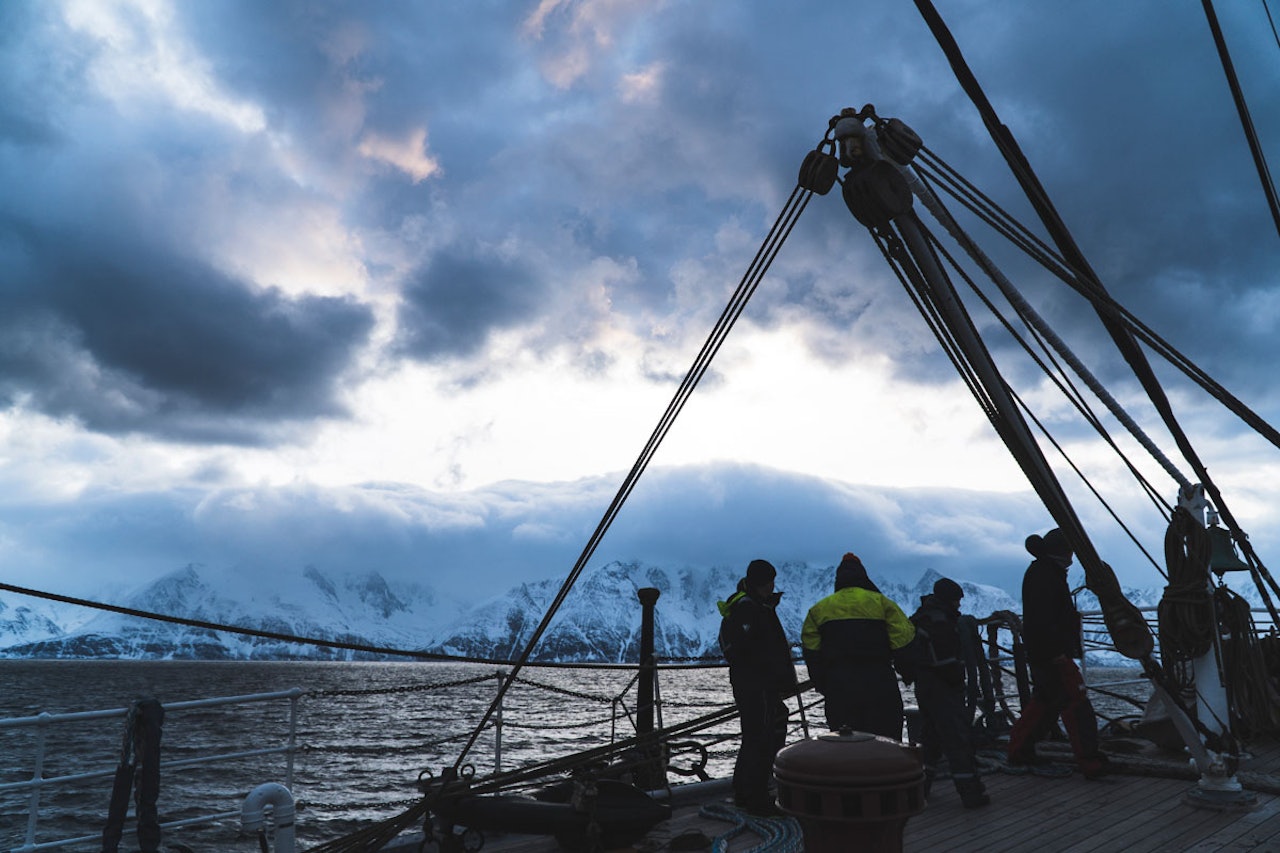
xmin=835 ymin=552 xmax=881 ymax=593
xmin=933 ymin=577 xmax=964 ymax=602
xmin=1026 ymin=528 xmax=1072 ymax=560
xmin=745 ymin=559 xmax=777 ymax=587
xmin=1042 ymin=528 xmax=1071 ymax=559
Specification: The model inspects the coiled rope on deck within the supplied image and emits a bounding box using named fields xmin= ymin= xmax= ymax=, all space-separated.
xmin=698 ymin=803 xmax=804 ymax=853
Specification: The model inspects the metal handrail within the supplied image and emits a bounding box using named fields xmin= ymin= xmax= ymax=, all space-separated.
xmin=5 ymin=688 xmax=303 ymax=853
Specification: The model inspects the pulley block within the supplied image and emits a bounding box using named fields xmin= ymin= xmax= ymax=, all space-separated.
xmin=842 ymin=160 xmax=913 ymax=228
xmin=798 ymin=140 xmax=839 ymax=195
xmin=877 ymin=118 xmax=922 ymax=165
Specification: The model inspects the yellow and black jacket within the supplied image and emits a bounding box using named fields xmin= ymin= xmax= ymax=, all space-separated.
xmin=801 ymin=585 xmax=916 ymax=692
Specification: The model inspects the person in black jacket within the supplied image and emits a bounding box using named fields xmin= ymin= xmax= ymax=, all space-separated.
xmin=717 ymin=559 xmax=796 ymax=816
xmin=910 ymin=578 xmax=990 ymax=808
xmin=801 ymin=553 xmax=916 ymax=739
xmin=1007 ymin=528 xmax=1109 ymax=778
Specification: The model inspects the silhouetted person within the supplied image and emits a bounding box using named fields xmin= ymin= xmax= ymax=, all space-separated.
xmin=718 ymin=559 xmax=796 ymax=816
xmin=911 ymin=577 xmax=990 ymax=808
xmin=1007 ymin=528 xmax=1109 ymax=778
xmin=802 ymin=553 xmax=916 ymax=739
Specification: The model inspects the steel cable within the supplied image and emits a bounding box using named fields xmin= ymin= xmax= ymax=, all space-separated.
xmin=447 ymin=183 xmax=815 ymax=773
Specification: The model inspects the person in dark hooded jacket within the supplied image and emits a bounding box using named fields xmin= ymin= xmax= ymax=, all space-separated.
xmin=801 ymin=553 xmax=916 ymax=739
xmin=910 ymin=577 xmax=990 ymax=808
xmin=1007 ymin=528 xmax=1109 ymax=778
xmin=717 ymin=559 xmax=796 ymax=815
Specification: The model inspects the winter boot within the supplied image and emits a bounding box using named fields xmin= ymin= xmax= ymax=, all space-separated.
xmin=955 ymin=775 xmax=990 ymax=809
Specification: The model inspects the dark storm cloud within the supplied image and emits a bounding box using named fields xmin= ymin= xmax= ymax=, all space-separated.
xmin=0 ymin=3 xmax=381 ymax=443
xmin=0 ymin=462 xmax=1085 ymax=602
xmin=394 ymin=246 xmax=546 ymax=360
xmin=176 ymin=1 xmax=530 ymax=179
xmin=5 ymin=461 xmax=1206 ymax=606
xmin=0 ymin=220 xmax=374 ymax=442
xmin=3 ymin=0 xmax=1275 ymax=449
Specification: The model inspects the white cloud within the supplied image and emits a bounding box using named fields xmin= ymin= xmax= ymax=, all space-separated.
xmin=521 ymin=0 xmax=660 ymax=88
xmin=619 ymin=62 xmax=665 ymax=103
xmin=61 ymin=0 xmax=266 ymax=133
xmin=357 ymin=127 xmax=442 ymax=184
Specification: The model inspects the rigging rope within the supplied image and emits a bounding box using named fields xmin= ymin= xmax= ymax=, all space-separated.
xmin=912 ymin=165 xmax=1177 ymax=518
xmin=903 ymin=160 xmax=1193 ymax=494
xmin=913 ymin=221 xmax=1172 ymax=574
xmin=1202 ymin=0 xmax=1280 ymax=241
xmin=0 ymin=580 xmax=740 ymax=670
xmin=447 ymin=181 xmax=816 ymax=774
xmin=913 ymin=0 xmax=1280 ymax=640
xmin=1160 ymin=507 xmax=1280 ymax=738
xmin=867 ymin=185 xmax=1156 ymax=658
xmin=917 ymin=136 xmax=1280 ymax=621
xmin=916 ymin=143 xmax=1280 ymax=458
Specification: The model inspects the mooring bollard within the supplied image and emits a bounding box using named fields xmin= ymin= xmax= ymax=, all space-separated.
xmin=773 ymin=731 xmax=926 ymax=853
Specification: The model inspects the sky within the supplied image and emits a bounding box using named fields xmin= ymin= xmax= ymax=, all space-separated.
xmin=1 ymin=0 xmax=1278 ymax=605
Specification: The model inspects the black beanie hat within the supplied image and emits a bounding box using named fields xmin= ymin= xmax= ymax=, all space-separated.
xmin=835 ymin=553 xmax=880 ymax=592
xmin=745 ymin=559 xmax=776 ymax=586
xmin=1042 ymin=528 xmax=1071 ymax=558
xmin=1026 ymin=528 xmax=1072 ymax=560
xmin=933 ymin=577 xmax=964 ymax=602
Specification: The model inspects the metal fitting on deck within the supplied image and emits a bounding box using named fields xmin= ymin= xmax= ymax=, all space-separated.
xmin=773 ymin=731 xmax=926 ymax=853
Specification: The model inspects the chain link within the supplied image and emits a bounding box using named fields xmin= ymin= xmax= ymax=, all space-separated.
xmin=511 ymin=675 xmax=615 ymax=704
xmin=500 ymin=709 xmax=622 ymax=731
xmin=306 ymin=672 xmax=496 ymax=699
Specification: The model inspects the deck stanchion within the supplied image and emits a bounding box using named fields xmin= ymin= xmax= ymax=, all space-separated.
xmin=635 ymin=588 xmax=667 ymax=790
xmin=286 ymin=691 xmax=299 ymax=789
xmin=494 ymin=670 xmax=505 ymax=775
xmin=23 ymin=713 xmax=50 ymax=851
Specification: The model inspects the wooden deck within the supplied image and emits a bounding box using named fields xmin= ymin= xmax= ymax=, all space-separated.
xmin=393 ymin=737 xmax=1280 ymax=853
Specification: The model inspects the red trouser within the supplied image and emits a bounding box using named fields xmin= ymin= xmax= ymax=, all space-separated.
xmin=1007 ymin=656 xmax=1102 ymax=769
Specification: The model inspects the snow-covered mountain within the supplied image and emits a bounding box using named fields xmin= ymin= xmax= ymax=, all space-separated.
xmin=19 ymin=558 xmax=1268 ymax=663
xmin=0 ymin=563 xmax=455 ymax=660
xmin=0 ymin=560 xmax=1022 ymax=661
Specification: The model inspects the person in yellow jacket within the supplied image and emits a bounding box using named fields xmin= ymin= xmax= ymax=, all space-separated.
xmin=802 ymin=553 xmax=917 ymax=739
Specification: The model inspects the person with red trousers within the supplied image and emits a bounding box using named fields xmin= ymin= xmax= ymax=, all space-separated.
xmin=1006 ymin=528 xmax=1109 ymax=778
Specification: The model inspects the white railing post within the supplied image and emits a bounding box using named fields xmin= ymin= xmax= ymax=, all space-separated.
xmin=3 ymin=688 xmax=304 ymax=851
xmin=22 ymin=712 xmax=51 ymax=851
xmin=286 ymin=690 xmax=299 ymax=789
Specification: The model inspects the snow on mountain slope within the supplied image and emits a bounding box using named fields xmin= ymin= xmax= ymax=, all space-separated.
xmin=5 ymin=558 xmax=1257 ymax=662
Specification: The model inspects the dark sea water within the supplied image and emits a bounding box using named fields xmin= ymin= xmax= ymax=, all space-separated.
xmin=0 ymin=659 xmax=1146 ymax=851
xmin=0 ymin=660 xmax=748 ymax=851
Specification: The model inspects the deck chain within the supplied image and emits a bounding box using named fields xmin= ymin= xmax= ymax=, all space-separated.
xmin=511 ymin=675 xmax=616 ymax=704
xmin=306 ymin=673 xmax=497 ymax=699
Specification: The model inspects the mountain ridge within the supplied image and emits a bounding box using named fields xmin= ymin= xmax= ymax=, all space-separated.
xmin=0 ymin=560 xmax=1263 ymax=662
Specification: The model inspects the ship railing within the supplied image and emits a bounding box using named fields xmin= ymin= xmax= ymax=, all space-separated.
xmin=1 ymin=669 xmax=698 ymax=851
xmin=977 ymin=606 xmax=1277 ymax=728
xmin=1 ymin=687 xmax=302 ymax=853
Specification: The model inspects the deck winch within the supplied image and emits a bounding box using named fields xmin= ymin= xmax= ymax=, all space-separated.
xmin=773 ymin=730 xmax=926 ymax=853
